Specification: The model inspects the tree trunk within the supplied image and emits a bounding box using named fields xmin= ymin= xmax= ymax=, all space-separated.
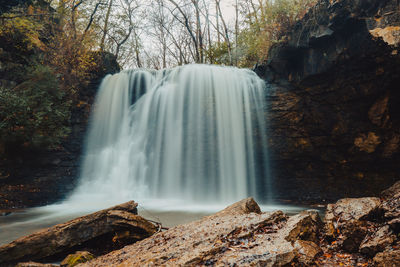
xmin=100 ymin=0 xmax=114 ymax=51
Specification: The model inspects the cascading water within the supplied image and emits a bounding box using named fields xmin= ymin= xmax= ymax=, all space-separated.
xmin=68 ymin=64 xmax=271 ymax=207
xmin=1 ymin=64 xmax=284 ymax=245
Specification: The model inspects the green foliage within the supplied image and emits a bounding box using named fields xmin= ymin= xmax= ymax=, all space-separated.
xmin=0 ymin=4 xmax=72 ymax=153
xmin=0 ymin=1 xmax=110 ymax=155
xmin=0 ymin=15 xmax=44 ymax=59
xmin=0 ymin=65 xmax=71 ymax=151
xmin=206 ymin=42 xmax=231 ymax=65
xmin=237 ymin=0 xmax=318 ymax=67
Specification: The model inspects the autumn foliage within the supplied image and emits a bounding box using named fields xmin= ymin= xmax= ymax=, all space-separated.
xmin=0 ymin=1 xmax=105 ymax=154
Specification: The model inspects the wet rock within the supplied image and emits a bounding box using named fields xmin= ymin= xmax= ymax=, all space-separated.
xmin=380 ymin=181 xmax=400 ymax=230
xmin=0 ymin=201 xmax=156 ymax=266
xmin=16 ymin=263 xmax=58 ymax=267
xmin=325 ymin=197 xmax=381 ymax=225
xmin=210 ymin=197 xmax=261 ymax=217
xmin=78 ymin=199 xmax=322 ymax=267
xmin=324 ymin=197 xmax=381 ymax=252
xmin=61 ymin=251 xmax=94 ymax=267
xmin=285 ymin=210 xmax=322 ymax=243
xmin=381 ymin=192 xmax=400 ymax=231
xmin=373 ymin=249 xmax=400 ymax=266
xmin=359 ymin=225 xmax=396 ymax=256
xmin=341 ymin=222 xmax=370 ymax=253
xmin=317 ymin=183 xmax=400 ymax=264
xmin=294 ymin=240 xmax=323 ymax=265
xmin=381 ymin=180 xmax=400 ymax=200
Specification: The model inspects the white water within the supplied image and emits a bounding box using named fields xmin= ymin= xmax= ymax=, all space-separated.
xmin=1 ymin=65 xmax=317 ymax=245
xmin=67 ymin=64 xmax=271 ymax=207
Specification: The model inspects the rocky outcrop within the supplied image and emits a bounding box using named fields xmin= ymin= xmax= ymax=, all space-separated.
xmin=373 ymin=249 xmax=400 ymax=266
xmin=315 ymin=180 xmax=400 ymax=265
xmin=381 ymin=180 xmax=400 ymax=199
xmin=0 ymin=201 xmax=156 ymax=267
xmin=324 ymin=197 xmax=382 ymax=252
xmin=255 ymin=0 xmax=400 ymax=202
xmin=78 ymin=202 xmax=322 ymax=266
xmin=71 ymin=181 xmax=399 ymax=266
xmin=359 ymin=225 xmax=396 ymax=256
xmin=381 ymin=191 xmax=400 ymax=231
xmin=208 ymin=197 xmax=261 ymax=217
xmin=16 ymin=263 xmax=58 ymax=267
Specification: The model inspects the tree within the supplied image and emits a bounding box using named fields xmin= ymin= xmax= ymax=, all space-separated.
xmin=100 ymin=0 xmax=114 ymax=51
xmin=236 ymin=0 xmax=317 ymax=66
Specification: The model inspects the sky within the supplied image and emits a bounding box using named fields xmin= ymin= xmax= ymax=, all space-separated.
xmin=219 ymin=0 xmax=237 ymax=22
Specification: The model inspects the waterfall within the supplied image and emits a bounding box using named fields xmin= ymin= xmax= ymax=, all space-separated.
xmin=68 ymin=64 xmax=270 ymax=206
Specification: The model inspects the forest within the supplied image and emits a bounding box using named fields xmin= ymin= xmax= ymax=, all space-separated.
xmin=0 ymin=0 xmax=316 ymax=156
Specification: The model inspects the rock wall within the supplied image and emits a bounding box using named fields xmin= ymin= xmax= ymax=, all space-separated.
xmin=0 ymin=52 xmax=119 ymax=209
xmin=2 ymin=0 xmax=399 ymax=208
xmin=255 ymin=0 xmax=400 ymax=202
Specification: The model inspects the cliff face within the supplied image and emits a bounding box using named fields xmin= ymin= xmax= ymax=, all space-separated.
xmin=255 ymin=0 xmax=400 ymax=202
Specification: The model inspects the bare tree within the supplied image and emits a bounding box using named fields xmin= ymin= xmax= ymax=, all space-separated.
xmin=100 ymin=0 xmax=114 ymax=51
xmin=105 ymin=0 xmax=138 ymax=59
xmin=215 ymin=0 xmax=232 ymax=64
xmin=167 ymin=0 xmax=201 ymax=63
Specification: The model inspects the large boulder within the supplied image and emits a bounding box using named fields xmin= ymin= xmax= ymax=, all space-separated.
xmin=209 ymin=197 xmax=261 ymax=217
xmin=380 ymin=181 xmax=400 ymax=231
xmin=373 ymin=249 xmax=400 ymax=266
xmin=381 ymin=180 xmax=400 ymax=200
xmin=0 ymin=201 xmax=156 ymax=266
xmin=78 ymin=199 xmax=322 ymax=267
xmin=359 ymin=225 xmax=396 ymax=256
xmin=325 ymin=197 xmax=382 ymax=223
xmin=294 ymin=240 xmax=323 ymax=265
xmin=381 ymin=193 xmax=400 ymax=231
xmin=317 ymin=182 xmax=400 ymax=264
xmin=324 ymin=197 xmax=381 ymax=252
xmin=284 ymin=210 xmax=322 ymax=243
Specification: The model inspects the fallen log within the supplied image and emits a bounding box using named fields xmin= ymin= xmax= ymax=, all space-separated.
xmin=0 ymin=201 xmax=157 ymax=266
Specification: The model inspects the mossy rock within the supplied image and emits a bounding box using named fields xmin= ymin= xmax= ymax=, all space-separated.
xmin=60 ymin=251 xmax=95 ymax=267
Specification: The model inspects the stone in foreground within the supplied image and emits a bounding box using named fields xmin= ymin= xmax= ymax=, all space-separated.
xmin=359 ymin=225 xmax=396 ymax=256
xmin=373 ymin=249 xmax=400 ymax=267
xmin=0 ymin=201 xmax=156 ymax=266
xmin=79 ymin=198 xmax=322 ymax=266
xmin=324 ymin=197 xmax=381 ymax=252
xmin=16 ymin=263 xmax=58 ymax=267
